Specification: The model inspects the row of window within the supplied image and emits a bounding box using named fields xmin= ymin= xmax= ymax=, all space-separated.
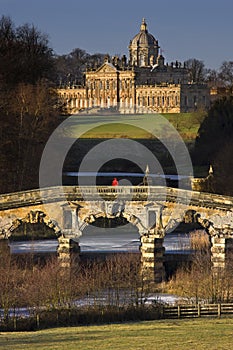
xmin=137 ymin=95 xmax=179 ymax=107
xmin=62 ymin=92 xmax=207 ymax=109
xmin=87 ymin=79 xmax=133 ymax=90
xmin=137 ymin=95 xmax=207 ymax=107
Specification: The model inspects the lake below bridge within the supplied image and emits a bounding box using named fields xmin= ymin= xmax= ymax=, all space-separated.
xmin=9 ymin=230 xmax=191 ymax=254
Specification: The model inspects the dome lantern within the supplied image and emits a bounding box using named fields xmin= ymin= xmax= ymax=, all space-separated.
xmin=140 ymin=18 xmax=148 ymax=32
xmin=129 ymin=19 xmax=160 ymax=67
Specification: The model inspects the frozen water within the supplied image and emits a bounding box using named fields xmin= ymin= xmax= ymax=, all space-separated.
xmin=9 ymin=231 xmax=191 ymax=254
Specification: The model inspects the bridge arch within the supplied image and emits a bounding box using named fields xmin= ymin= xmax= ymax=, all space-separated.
xmin=164 ymin=208 xmax=233 ymax=270
xmin=79 ymin=211 xmax=147 ymax=237
xmin=72 ymin=203 xmax=165 ymax=283
xmin=79 ymin=214 xmax=141 ymax=253
xmin=6 ymin=210 xmax=61 ymax=240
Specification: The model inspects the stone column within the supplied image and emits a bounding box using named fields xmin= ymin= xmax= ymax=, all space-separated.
xmin=57 ymin=235 xmax=80 ymax=268
xmin=132 ymin=77 xmax=136 ymax=113
xmin=211 ymin=236 xmax=227 ymax=269
xmin=58 ymin=204 xmax=81 ymax=267
xmin=211 ymin=234 xmax=233 ymax=268
xmin=140 ymin=234 xmax=165 ymax=284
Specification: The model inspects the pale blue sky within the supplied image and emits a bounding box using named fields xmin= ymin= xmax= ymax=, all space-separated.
xmin=1 ymin=0 xmax=233 ymax=69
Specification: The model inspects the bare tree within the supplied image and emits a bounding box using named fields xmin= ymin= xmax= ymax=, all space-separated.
xmin=0 ymin=16 xmax=54 ymax=86
xmin=184 ymin=58 xmax=207 ymax=83
xmin=218 ymin=61 xmax=233 ymax=89
xmin=54 ymin=48 xmax=106 ymax=86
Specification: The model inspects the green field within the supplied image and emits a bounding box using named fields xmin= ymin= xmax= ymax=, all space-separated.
xmin=80 ymin=122 xmax=154 ymax=139
xmin=162 ymin=113 xmax=205 ymax=140
xmin=64 ymin=112 xmax=204 ymax=140
xmin=1 ymin=318 xmax=232 ymax=350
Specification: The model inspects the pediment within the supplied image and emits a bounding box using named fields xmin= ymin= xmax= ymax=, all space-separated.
xmin=96 ymin=62 xmax=117 ymax=73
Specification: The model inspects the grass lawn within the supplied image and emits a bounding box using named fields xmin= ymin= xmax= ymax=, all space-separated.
xmin=64 ymin=112 xmax=204 ymax=140
xmin=1 ymin=318 xmax=232 ymax=350
xmin=162 ymin=112 xmax=204 ymax=140
xmin=80 ymin=122 xmax=154 ymax=139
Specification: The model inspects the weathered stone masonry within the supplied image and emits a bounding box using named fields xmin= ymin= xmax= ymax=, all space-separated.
xmin=0 ymin=186 xmax=233 ymax=283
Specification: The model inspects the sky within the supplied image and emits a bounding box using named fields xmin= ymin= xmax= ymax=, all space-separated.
xmin=1 ymin=0 xmax=233 ymax=70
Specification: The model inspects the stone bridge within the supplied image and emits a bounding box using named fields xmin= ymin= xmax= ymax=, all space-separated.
xmin=0 ymin=186 xmax=233 ymax=283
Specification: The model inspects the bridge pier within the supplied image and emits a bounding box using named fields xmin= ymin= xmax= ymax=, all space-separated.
xmin=57 ymin=235 xmax=80 ymax=268
xmin=211 ymin=236 xmax=233 ymax=270
xmin=140 ymin=235 xmax=165 ymax=284
xmin=57 ymin=203 xmax=81 ymax=267
xmin=211 ymin=236 xmax=226 ymax=269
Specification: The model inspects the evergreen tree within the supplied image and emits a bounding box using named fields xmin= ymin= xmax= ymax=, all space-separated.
xmin=195 ymin=96 xmax=233 ymax=195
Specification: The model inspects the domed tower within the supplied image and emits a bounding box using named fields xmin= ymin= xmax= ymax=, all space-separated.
xmin=129 ymin=18 xmax=160 ymax=67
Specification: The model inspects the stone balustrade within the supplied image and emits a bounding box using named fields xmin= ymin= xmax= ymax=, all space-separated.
xmin=0 ymin=186 xmax=233 ymax=211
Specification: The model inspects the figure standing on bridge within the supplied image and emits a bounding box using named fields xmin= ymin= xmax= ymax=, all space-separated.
xmin=112 ymin=178 xmax=119 ymax=186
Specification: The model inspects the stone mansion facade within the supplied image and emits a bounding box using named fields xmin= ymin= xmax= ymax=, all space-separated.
xmin=58 ymin=19 xmax=210 ymax=114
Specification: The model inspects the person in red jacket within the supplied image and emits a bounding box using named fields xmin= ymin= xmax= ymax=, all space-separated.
xmin=112 ymin=177 xmax=119 ymax=186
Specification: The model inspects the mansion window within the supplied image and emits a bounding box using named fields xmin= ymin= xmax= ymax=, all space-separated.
xmin=106 ymin=80 xmax=110 ymax=89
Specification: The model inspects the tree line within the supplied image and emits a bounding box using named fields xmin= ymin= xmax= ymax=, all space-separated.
xmin=0 ymin=15 xmax=107 ymax=194
xmin=0 ymin=16 xmax=57 ymax=193
xmin=194 ymin=96 xmax=233 ymax=195
xmin=184 ymin=58 xmax=233 ymax=88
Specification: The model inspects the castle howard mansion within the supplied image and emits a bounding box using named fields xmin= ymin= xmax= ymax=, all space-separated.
xmin=58 ymin=19 xmax=210 ymax=114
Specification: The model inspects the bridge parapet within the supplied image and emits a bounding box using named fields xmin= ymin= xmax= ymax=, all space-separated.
xmin=0 ymin=186 xmax=233 ymax=211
